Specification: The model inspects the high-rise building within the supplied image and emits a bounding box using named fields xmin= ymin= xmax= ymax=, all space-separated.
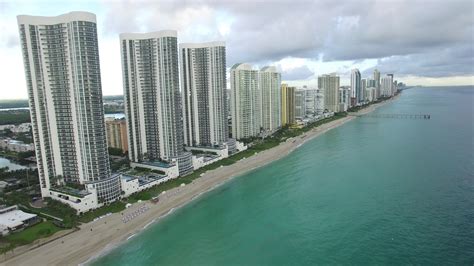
xmin=281 ymin=84 xmax=296 ymax=126
xmin=373 ymin=69 xmax=381 ymax=97
xmin=230 ymin=63 xmax=260 ymax=139
xmin=351 ymin=69 xmax=362 ymax=104
xmin=105 ymin=118 xmax=129 ymax=153
xmin=339 ymin=86 xmax=351 ymax=112
xmin=180 ymin=42 xmax=227 ymax=147
xmin=319 ymin=74 xmax=340 ymax=113
xmin=295 ymin=89 xmax=306 ymax=120
xmin=381 ymin=75 xmax=394 ymax=97
xmin=120 ymin=31 xmax=192 ymax=175
xmin=387 ymin=74 xmax=395 ymax=96
xmin=17 ymin=12 xmax=121 ymax=212
xmin=259 ymin=66 xmax=282 ymax=132
xmin=361 ymin=79 xmax=367 ymax=103
xmin=367 ymin=78 xmax=376 ymax=88
xmin=304 ymin=88 xmax=318 ymax=117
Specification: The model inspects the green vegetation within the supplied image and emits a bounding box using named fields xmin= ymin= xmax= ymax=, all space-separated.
xmin=108 ymin=147 xmax=124 ymax=156
xmin=104 ymin=105 xmax=124 ymax=114
xmin=78 ymin=201 xmax=126 ymax=223
xmin=0 ymin=110 xmax=31 ymax=125
xmin=0 ymin=221 xmax=62 ymax=252
xmin=103 ymin=95 xmax=124 ymax=101
xmin=110 ymin=157 xmax=129 ymax=172
xmin=0 ymin=99 xmax=29 ymax=109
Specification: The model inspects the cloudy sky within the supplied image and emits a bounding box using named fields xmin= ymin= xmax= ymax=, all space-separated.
xmin=1 ymin=0 xmax=473 ymax=99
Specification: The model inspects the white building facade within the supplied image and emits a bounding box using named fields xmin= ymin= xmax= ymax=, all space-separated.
xmin=17 ymin=12 xmax=121 ymax=212
xmin=319 ymin=74 xmax=340 ymax=113
xmin=120 ymin=31 xmax=193 ymax=176
xmin=230 ymin=63 xmax=261 ymax=139
xmin=180 ymin=42 xmax=228 ymax=147
xmin=259 ymin=66 xmax=282 ymax=132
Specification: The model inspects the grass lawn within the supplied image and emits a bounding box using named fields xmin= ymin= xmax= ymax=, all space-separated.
xmin=1 ymin=221 xmax=62 ymax=252
xmin=78 ymin=201 xmax=126 ymax=223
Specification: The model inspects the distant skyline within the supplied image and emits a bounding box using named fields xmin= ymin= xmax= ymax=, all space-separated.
xmin=1 ymin=0 xmax=473 ymax=99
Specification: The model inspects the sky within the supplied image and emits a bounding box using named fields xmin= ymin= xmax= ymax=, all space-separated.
xmin=0 ymin=0 xmax=473 ymax=99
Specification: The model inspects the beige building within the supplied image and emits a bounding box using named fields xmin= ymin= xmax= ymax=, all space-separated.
xmin=281 ymin=84 xmax=296 ymax=126
xmin=318 ymin=74 xmax=340 ymax=113
xmin=106 ymin=118 xmax=128 ymax=153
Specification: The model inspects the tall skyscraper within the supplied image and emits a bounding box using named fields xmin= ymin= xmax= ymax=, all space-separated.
xmin=230 ymin=63 xmax=260 ymax=139
xmin=351 ymin=69 xmax=362 ymax=104
xmin=319 ymin=74 xmax=340 ymax=113
xmin=387 ymin=74 xmax=395 ymax=96
xmin=381 ymin=75 xmax=394 ymax=97
xmin=17 ymin=12 xmax=121 ymax=211
xmin=373 ymin=69 xmax=381 ymax=97
xmin=281 ymin=84 xmax=296 ymax=126
xmin=259 ymin=66 xmax=282 ymax=132
xmin=295 ymin=89 xmax=306 ymax=119
xmin=121 ymin=31 xmax=192 ymax=175
xmin=361 ymin=78 xmax=367 ymax=102
xmin=180 ymin=42 xmax=228 ymax=147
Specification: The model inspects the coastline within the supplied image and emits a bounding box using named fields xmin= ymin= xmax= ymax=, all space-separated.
xmin=1 ymin=97 xmax=396 ymax=266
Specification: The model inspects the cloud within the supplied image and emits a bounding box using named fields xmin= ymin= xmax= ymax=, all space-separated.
xmin=282 ymin=65 xmax=314 ymax=80
xmin=363 ymin=44 xmax=474 ymax=78
xmin=100 ymin=0 xmax=473 ymax=78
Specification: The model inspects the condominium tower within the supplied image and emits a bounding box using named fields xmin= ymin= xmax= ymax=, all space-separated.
xmin=180 ymin=42 xmax=228 ymax=147
xmin=230 ymin=63 xmax=260 ymax=139
xmin=319 ymin=74 xmax=340 ymax=113
xmin=17 ymin=12 xmax=121 ymax=211
xmin=381 ymin=75 xmax=394 ymax=97
xmin=281 ymin=84 xmax=296 ymax=126
xmin=351 ymin=69 xmax=362 ymax=104
xmin=259 ymin=66 xmax=282 ymax=132
xmin=373 ymin=69 xmax=381 ymax=97
xmin=105 ymin=118 xmax=129 ymax=153
xmin=121 ymin=31 xmax=192 ymax=175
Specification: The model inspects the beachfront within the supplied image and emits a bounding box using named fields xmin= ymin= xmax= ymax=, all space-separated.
xmin=1 ymin=98 xmax=395 ymax=266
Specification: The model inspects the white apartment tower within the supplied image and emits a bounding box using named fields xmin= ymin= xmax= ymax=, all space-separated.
xmin=121 ymin=31 xmax=192 ymax=175
xmin=381 ymin=75 xmax=394 ymax=97
xmin=319 ymin=74 xmax=340 ymax=113
xmin=180 ymin=42 xmax=228 ymax=147
xmin=351 ymin=69 xmax=362 ymax=104
xmin=17 ymin=12 xmax=121 ymax=211
xmin=230 ymin=63 xmax=261 ymax=139
xmin=259 ymin=66 xmax=282 ymax=132
xmin=373 ymin=69 xmax=381 ymax=97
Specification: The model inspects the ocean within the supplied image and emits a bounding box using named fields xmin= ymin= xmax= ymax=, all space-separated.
xmin=93 ymin=86 xmax=474 ymax=265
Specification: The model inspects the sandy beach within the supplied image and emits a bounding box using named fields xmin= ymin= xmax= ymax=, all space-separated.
xmin=1 ymin=98 xmax=395 ymax=266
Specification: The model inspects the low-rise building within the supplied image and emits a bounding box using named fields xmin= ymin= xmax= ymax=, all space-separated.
xmin=0 ymin=138 xmax=34 ymax=152
xmin=0 ymin=205 xmax=39 ymax=236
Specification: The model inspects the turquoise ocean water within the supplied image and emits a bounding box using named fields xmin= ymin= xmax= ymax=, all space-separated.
xmin=94 ymin=87 xmax=474 ymax=265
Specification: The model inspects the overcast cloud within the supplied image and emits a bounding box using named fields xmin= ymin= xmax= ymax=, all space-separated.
xmin=0 ymin=0 xmax=472 ymax=98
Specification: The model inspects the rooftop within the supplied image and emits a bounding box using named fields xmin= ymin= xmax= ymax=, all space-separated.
xmin=0 ymin=209 xmax=37 ymax=229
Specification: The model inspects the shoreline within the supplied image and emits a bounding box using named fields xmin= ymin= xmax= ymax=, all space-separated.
xmin=2 ymin=97 xmax=396 ymax=266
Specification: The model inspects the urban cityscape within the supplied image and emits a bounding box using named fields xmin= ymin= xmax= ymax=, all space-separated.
xmin=0 ymin=1 xmax=472 ymax=265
